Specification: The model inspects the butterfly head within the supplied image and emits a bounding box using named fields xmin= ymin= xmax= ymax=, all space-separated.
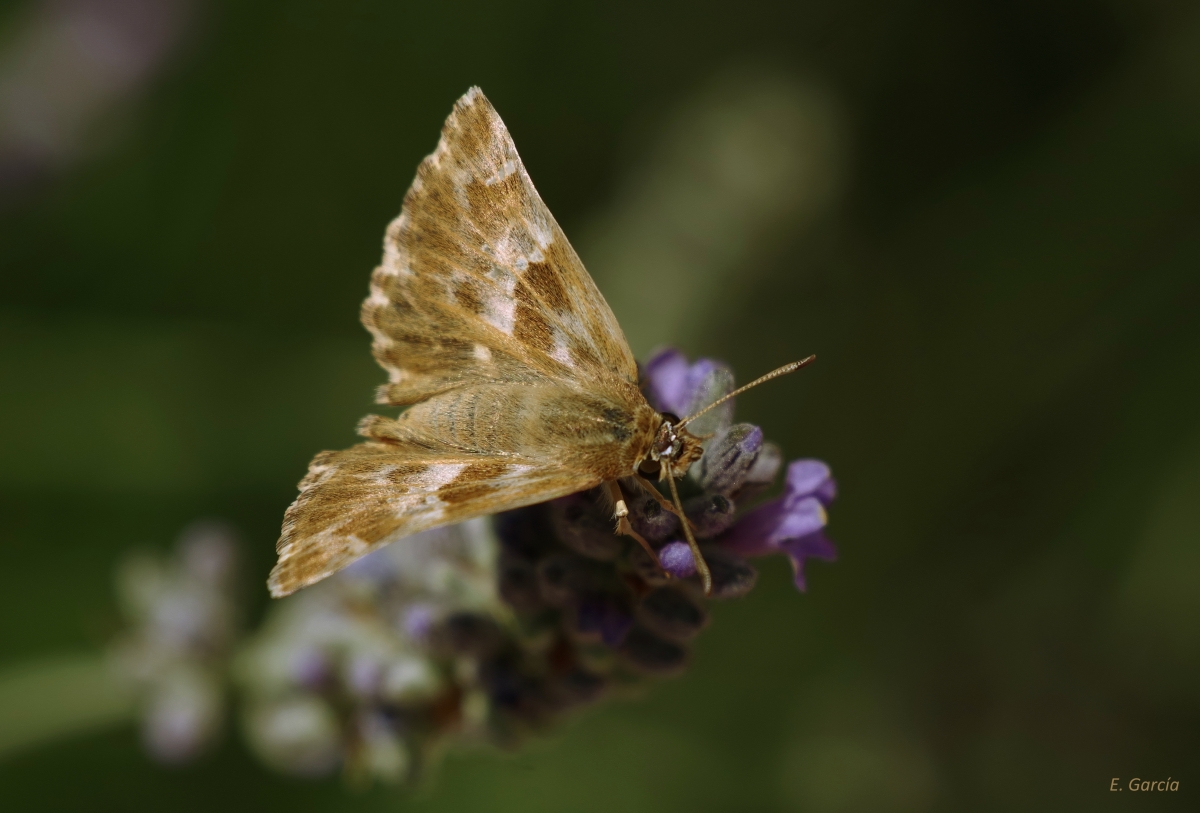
xmin=645 ymin=413 xmax=705 ymax=480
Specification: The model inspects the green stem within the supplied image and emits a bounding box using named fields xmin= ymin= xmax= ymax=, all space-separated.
xmin=0 ymin=653 xmax=135 ymax=759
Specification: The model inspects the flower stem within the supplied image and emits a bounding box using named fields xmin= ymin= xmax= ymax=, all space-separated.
xmin=0 ymin=653 xmax=135 ymax=759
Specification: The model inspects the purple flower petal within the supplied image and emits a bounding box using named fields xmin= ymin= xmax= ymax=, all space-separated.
xmin=290 ymin=646 xmax=330 ymax=689
xmin=642 ymin=349 xmax=735 ymax=433
xmin=658 ymin=541 xmax=697 ymax=578
xmin=718 ymin=497 xmax=825 ymax=557
xmin=574 ymin=596 xmax=633 ymax=647
xmin=772 ymin=496 xmax=828 ymax=542
xmin=644 ymin=348 xmax=691 ymax=414
xmin=783 ymin=459 xmax=837 ymax=505
xmin=345 ymin=654 xmax=384 ymax=699
xmin=785 ymin=460 xmax=832 ymax=500
xmin=783 ymin=531 xmax=838 ymax=591
xmin=815 ymin=478 xmax=838 ymax=505
xmin=402 ymin=604 xmax=435 ymax=642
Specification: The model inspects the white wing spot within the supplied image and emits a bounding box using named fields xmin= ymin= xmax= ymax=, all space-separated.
xmin=485 ymin=158 xmax=518 ymax=186
xmin=524 ymin=212 xmax=554 ymax=250
xmin=550 ymin=331 xmax=573 ymax=365
xmin=480 ymin=277 xmax=517 ymax=334
xmin=422 ymin=463 xmax=467 ymax=490
xmin=372 ymin=465 xmax=398 ymax=486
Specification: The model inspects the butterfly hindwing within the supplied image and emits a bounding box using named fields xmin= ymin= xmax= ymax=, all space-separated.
xmin=269 ymin=438 xmax=602 ymax=596
xmin=363 ymin=87 xmax=638 ymax=406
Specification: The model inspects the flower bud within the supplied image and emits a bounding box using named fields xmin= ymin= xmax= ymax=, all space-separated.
xmin=702 ymin=547 xmax=758 ymax=599
xmin=549 ymin=493 xmax=624 ymax=561
xmin=381 ymin=657 xmax=442 ymax=703
xmin=142 ymin=666 xmax=222 ymax=764
xmin=244 ymin=696 xmax=342 ymax=777
xmin=537 ymin=552 xmax=620 ymax=607
xmin=289 ymin=646 xmax=330 ymax=690
xmin=658 ymin=540 xmax=697 ymax=578
xmin=697 ymin=423 xmax=763 ymax=496
xmin=683 ymin=493 xmax=737 ymax=538
xmin=497 ymin=552 xmax=545 ymax=614
xmin=546 ymin=669 xmax=606 ymax=707
xmin=344 ymin=653 xmax=385 ymax=699
xmin=626 ymin=543 xmax=673 ymax=586
xmin=681 ymin=361 xmax=735 ymax=438
xmin=636 ymin=587 xmax=708 ymax=641
xmin=570 ymin=593 xmax=634 ymax=646
xmin=351 ymin=713 xmax=411 ymax=783
xmin=621 ymin=626 xmax=688 ymax=675
xmin=628 ymin=492 xmax=680 ymax=541
xmin=401 ymin=604 xmax=435 ymax=643
xmin=433 ymin=613 xmax=505 ymax=658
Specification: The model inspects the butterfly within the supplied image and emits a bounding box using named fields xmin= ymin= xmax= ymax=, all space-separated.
xmin=269 ymin=87 xmax=811 ymax=599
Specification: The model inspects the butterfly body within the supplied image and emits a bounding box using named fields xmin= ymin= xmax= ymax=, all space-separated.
xmin=358 ymin=382 xmax=663 ymax=481
xmin=269 ymin=87 xmax=706 ymax=598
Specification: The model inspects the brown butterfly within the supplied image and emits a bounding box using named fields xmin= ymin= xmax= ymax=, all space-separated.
xmin=269 ymin=87 xmax=811 ymax=599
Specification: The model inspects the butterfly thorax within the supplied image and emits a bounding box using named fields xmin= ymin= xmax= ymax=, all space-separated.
xmin=645 ymin=416 xmax=705 ymax=480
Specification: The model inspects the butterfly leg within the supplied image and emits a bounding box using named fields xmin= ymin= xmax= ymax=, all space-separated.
xmin=606 ymin=480 xmax=663 ymax=565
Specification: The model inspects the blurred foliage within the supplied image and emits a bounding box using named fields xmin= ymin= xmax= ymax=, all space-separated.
xmin=1 ymin=0 xmax=1198 ymax=811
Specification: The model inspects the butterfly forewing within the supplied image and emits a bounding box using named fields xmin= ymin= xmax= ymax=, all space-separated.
xmin=363 ymin=86 xmax=638 ymax=406
xmin=270 ymin=88 xmax=658 ymax=597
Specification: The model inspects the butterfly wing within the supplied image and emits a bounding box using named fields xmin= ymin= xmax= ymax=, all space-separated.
xmin=272 ymin=88 xmax=659 ymax=597
xmin=363 ymin=86 xmax=639 ymax=406
xmin=269 ymin=438 xmax=601 ymax=597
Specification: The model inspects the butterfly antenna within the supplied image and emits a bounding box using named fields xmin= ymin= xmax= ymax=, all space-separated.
xmin=664 ymin=459 xmax=713 ymax=596
xmin=677 ymin=355 xmax=816 ymax=429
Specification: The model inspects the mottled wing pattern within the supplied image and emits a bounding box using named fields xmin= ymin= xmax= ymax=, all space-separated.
xmin=269 ymin=439 xmax=601 ymax=597
xmin=363 ymin=86 xmax=638 ymax=405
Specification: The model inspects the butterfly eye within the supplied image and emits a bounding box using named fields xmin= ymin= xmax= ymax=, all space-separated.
xmin=660 ymin=412 xmax=681 ymax=426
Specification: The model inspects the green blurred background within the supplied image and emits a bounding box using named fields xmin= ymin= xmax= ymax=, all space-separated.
xmin=1 ymin=0 xmax=1198 ymax=810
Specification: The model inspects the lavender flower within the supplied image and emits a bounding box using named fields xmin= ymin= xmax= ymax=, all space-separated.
xmin=639 ymin=347 xmax=838 ymax=589
xmin=486 ymin=348 xmax=837 ymax=678
xmin=109 ymin=521 xmax=240 ymax=763
xmin=235 ymin=519 xmax=497 ymax=781
xmin=114 ymin=350 xmax=836 ymax=784
xmin=719 ymin=459 xmax=838 ymax=590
